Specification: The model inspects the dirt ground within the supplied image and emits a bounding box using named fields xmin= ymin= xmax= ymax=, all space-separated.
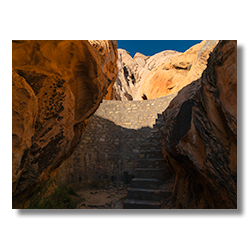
xmin=68 ymin=181 xmax=128 ymax=209
xmin=65 ymin=176 xmax=175 ymax=209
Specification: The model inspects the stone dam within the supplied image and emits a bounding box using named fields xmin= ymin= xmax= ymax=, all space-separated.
xmin=57 ymin=93 xmax=177 ymax=185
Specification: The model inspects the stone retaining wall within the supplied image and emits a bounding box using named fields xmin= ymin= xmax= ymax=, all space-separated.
xmin=57 ymin=93 xmax=177 ymax=185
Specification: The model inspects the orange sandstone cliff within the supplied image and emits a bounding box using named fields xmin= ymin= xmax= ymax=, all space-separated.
xmin=112 ymin=40 xmax=218 ymax=100
xmin=140 ymin=40 xmax=219 ymax=99
xmin=12 ymin=40 xmax=118 ymax=207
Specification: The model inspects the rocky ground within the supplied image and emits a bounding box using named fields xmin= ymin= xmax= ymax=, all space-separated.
xmin=69 ymin=181 xmax=128 ymax=209
xmin=72 ymin=178 xmax=175 ymax=209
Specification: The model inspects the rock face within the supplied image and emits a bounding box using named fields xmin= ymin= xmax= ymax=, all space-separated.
xmin=111 ymin=41 xmax=218 ymax=101
xmin=162 ymin=40 xmax=237 ymax=208
xmin=12 ymin=40 xmax=118 ymax=207
xmin=112 ymin=49 xmax=180 ymax=100
xmin=140 ymin=40 xmax=219 ymax=99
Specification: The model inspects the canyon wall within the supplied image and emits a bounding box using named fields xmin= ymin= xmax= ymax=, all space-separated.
xmin=162 ymin=40 xmax=237 ymax=209
xmin=56 ymin=94 xmax=177 ymax=185
xmin=12 ymin=40 xmax=118 ymax=207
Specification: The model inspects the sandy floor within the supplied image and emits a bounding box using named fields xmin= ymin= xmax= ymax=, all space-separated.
xmin=69 ymin=182 xmax=128 ymax=209
xmin=67 ymin=176 xmax=174 ymax=209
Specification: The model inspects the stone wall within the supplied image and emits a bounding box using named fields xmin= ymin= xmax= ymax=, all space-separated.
xmin=57 ymin=93 xmax=177 ymax=185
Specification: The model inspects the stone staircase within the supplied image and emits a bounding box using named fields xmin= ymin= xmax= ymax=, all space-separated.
xmin=123 ymin=113 xmax=171 ymax=209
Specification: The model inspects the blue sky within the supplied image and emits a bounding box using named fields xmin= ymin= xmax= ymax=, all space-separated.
xmin=117 ymin=40 xmax=202 ymax=57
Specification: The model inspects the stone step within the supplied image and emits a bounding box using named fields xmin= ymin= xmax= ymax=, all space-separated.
xmin=137 ymin=158 xmax=167 ymax=168
xmin=140 ymin=149 xmax=163 ymax=159
xmin=127 ymin=188 xmax=171 ymax=202
xmin=130 ymin=178 xmax=161 ymax=189
xmin=135 ymin=168 xmax=165 ymax=179
xmin=123 ymin=199 xmax=161 ymax=209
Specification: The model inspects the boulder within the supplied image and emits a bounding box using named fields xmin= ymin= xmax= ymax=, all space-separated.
xmin=162 ymin=40 xmax=237 ymax=208
xmin=12 ymin=40 xmax=118 ymax=207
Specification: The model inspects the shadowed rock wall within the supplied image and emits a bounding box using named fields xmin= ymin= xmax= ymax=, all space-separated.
xmin=162 ymin=40 xmax=237 ymax=209
xmin=57 ymin=93 xmax=177 ymax=185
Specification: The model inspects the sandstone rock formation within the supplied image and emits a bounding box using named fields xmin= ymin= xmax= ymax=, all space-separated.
xmin=140 ymin=40 xmax=219 ymax=99
xmin=112 ymin=41 xmax=218 ymax=101
xmin=112 ymin=49 xmax=180 ymax=100
xmin=12 ymin=40 xmax=118 ymax=207
xmin=162 ymin=40 xmax=237 ymax=208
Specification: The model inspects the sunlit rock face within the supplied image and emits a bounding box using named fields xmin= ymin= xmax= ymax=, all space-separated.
xmin=112 ymin=49 xmax=180 ymax=100
xmin=12 ymin=40 xmax=118 ymax=207
xmin=110 ymin=40 xmax=218 ymax=101
xmin=140 ymin=40 xmax=219 ymax=99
